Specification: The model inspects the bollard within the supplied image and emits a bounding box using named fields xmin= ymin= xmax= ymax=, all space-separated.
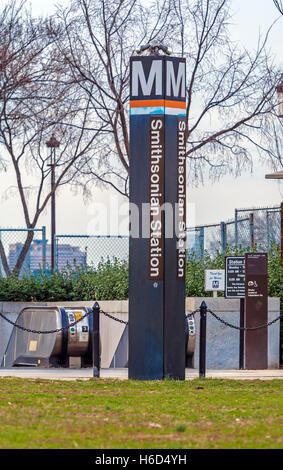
xmin=239 ymin=298 xmax=245 ymax=370
xmin=199 ymin=300 xmax=207 ymax=378
xmin=92 ymin=302 xmax=100 ymax=378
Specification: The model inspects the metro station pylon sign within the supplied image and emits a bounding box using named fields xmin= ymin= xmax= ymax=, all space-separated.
xmin=128 ymin=49 xmax=187 ymax=380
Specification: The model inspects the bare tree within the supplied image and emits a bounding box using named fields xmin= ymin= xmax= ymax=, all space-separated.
xmin=273 ymin=0 xmax=283 ymax=14
xmin=173 ymin=0 xmax=281 ymax=183
xmin=53 ymin=0 xmax=176 ymax=197
xmin=0 ymin=0 xmax=105 ymax=276
xmin=0 ymin=0 xmax=282 ymax=274
xmin=52 ymin=0 xmax=281 ymax=195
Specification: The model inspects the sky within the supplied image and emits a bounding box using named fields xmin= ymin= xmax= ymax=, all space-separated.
xmin=0 ymin=0 xmax=282 ymax=239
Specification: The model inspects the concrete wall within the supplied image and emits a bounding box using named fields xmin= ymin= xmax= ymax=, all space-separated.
xmin=0 ymin=301 xmax=128 ymax=369
xmin=186 ymin=297 xmax=280 ymax=369
xmin=0 ymin=297 xmax=280 ymax=369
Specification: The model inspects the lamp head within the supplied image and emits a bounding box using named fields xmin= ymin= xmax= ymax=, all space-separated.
xmin=134 ymin=41 xmax=172 ymax=56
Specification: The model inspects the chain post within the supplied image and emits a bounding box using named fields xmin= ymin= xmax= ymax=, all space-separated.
xmin=92 ymin=302 xmax=100 ymax=378
xmin=239 ymin=298 xmax=245 ymax=370
xmin=199 ymin=300 xmax=207 ymax=378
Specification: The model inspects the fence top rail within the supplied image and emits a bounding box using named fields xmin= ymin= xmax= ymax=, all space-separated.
xmin=187 ymin=215 xmax=250 ymax=231
xmin=0 ymin=228 xmax=43 ymax=232
xmin=236 ymin=205 xmax=280 ymax=213
xmin=226 ymin=217 xmax=249 ymax=225
xmin=55 ymin=234 xmax=129 ymax=239
xmin=192 ymin=223 xmax=220 ymax=229
xmin=267 ymin=209 xmax=281 ymax=214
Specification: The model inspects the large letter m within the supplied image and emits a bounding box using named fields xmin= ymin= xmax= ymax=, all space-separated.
xmin=166 ymin=61 xmax=186 ymax=98
xmin=132 ymin=60 xmax=162 ymax=97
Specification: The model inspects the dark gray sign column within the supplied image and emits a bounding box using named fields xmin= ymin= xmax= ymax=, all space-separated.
xmin=244 ymin=253 xmax=268 ymax=370
xmin=129 ymin=55 xmax=186 ymax=380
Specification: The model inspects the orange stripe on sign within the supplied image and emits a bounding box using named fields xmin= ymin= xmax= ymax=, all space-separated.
xmin=165 ymin=100 xmax=186 ymax=109
xmin=130 ymin=99 xmax=186 ymax=109
xmin=130 ymin=99 xmax=165 ymax=107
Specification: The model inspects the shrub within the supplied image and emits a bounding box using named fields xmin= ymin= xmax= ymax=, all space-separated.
xmin=0 ymin=246 xmax=281 ymax=302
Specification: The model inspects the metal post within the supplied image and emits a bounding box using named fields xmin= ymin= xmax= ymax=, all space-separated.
xmin=281 ymin=203 xmax=283 ymax=366
xmin=46 ymin=134 xmax=60 ymax=273
xmin=51 ymin=159 xmax=56 ymax=272
xmin=199 ymin=227 xmax=205 ymax=259
xmin=92 ymin=301 xmax=100 ymax=378
xmin=220 ymin=222 xmax=227 ymax=255
xmin=42 ymin=226 xmax=47 ymax=275
xmin=199 ymin=300 xmax=207 ymax=378
xmin=249 ymin=213 xmax=254 ymax=249
xmin=266 ymin=211 xmax=270 ymax=249
xmin=0 ymin=230 xmax=2 ymax=277
xmin=239 ymin=298 xmax=245 ymax=370
xmin=235 ymin=209 xmax=238 ymax=248
xmin=54 ymin=235 xmax=57 ymax=272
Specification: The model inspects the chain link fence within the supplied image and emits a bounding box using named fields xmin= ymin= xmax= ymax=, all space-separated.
xmin=187 ymin=216 xmax=253 ymax=258
xmin=54 ymin=234 xmax=129 ymax=271
xmin=266 ymin=209 xmax=281 ymax=248
xmin=187 ymin=205 xmax=281 ymax=258
xmin=52 ymin=204 xmax=283 ymax=270
xmin=235 ymin=206 xmax=281 ymax=248
xmin=0 ymin=205 xmax=281 ymax=275
xmin=0 ymin=227 xmax=47 ymax=278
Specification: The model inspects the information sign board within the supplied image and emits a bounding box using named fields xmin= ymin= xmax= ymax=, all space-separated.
xmin=225 ymin=256 xmax=245 ymax=298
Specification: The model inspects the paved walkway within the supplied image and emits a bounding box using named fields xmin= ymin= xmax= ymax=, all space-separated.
xmin=0 ymin=368 xmax=282 ymax=381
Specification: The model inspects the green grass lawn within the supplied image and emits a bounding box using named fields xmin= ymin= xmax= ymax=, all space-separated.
xmin=0 ymin=377 xmax=282 ymax=449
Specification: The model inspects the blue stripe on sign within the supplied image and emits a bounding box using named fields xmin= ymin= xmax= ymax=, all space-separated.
xmin=165 ymin=108 xmax=186 ymax=116
xmin=130 ymin=106 xmax=165 ymax=115
xmin=130 ymin=107 xmax=186 ymax=116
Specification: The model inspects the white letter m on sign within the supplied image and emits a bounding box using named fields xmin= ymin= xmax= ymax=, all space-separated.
xmin=166 ymin=61 xmax=185 ymax=98
xmin=132 ymin=60 xmax=162 ymax=96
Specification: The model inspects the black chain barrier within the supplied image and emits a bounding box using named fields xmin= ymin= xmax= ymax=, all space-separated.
xmin=207 ymin=309 xmax=283 ymax=331
xmin=0 ymin=306 xmax=281 ymax=333
xmin=99 ymin=309 xmax=128 ymax=325
xmin=0 ymin=309 xmax=92 ymax=335
xmin=186 ymin=309 xmax=200 ymax=318
xmin=0 ymin=307 xmax=129 ymax=334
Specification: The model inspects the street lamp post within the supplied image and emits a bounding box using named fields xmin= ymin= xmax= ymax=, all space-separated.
xmin=276 ymin=75 xmax=283 ymax=118
xmin=265 ymin=75 xmax=283 ymax=263
xmin=46 ymin=134 xmax=60 ymax=272
xmin=265 ymin=76 xmax=283 ymax=366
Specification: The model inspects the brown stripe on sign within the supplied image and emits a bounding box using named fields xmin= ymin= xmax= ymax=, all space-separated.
xmin=149 ymin=116 xmax=165 ymax=280
xmin=177 ymin=117 xmax=186 ymax=280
